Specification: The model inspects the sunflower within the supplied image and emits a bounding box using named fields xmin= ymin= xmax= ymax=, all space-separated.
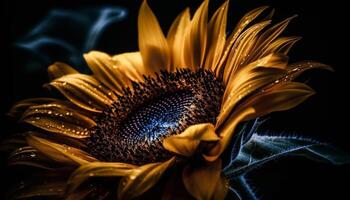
xmin=2 ymin=0 xmax=331 ymax=199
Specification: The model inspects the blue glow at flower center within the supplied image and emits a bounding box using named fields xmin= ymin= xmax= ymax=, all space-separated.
xmin=120 ymin=90 xmax=194 ymax=142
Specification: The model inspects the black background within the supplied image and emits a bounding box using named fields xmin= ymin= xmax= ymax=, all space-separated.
xmin=0 ymin=0 xmax=348 ymax=199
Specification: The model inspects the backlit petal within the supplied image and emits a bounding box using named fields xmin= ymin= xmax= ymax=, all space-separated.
xmin=167 ymin=8 xmax=191 ymax=70
xmin=217 ymin=54 xmax=288 ymax=128
xmin=263 ymin=36 xmax=302 ymax=56
xmin=204 ymin=1 xmax=228 ymax=71
xmin=222 ymin=20 xmax=271 ymax=83
xmin=183 ymin=0 xmax=209 ymax=69
xmin=246 ymin=15 xmax=297 ymax=63
xmin=216 ymin=6 xmax=269 ymax=76
xmin=138 ymin=0 xmax=170 ymax=73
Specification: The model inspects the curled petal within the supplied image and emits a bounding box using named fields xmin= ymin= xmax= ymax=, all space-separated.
xmin=138 ymin=0 xmax=170 ymax=73
xmin=182 ymin=159 xmax=227 ymax=200
xmin=206 ymin=108 xmax=255 ymax=161
xmin=48 ymin=62 xmax=79 ymax=80
xmin=118 ymin=157 xmax=176 ymax=200
xmin=49 ymin=73 xmax=115 ymax=112
xmin=163 ymin=123 xmax=219 ymax=157
xmin=183 ymin=0 xmax=209 ymax=69
xmin=27 ymin=134 xmax=97 ymax=165
xmin=21 ymin=103 xmax=95 ymax=138
xmin=66 ymin=162 xmax=136 ymax=195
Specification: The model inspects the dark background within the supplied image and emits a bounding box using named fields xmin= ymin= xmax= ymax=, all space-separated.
xmin=0 ymin=0 xmax=348 ymax=199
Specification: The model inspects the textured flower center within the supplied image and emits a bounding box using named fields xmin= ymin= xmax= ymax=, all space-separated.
xmin=87 ymin=69 xmax=224 ymax=165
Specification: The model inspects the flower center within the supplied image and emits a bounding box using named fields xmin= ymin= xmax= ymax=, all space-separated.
xmin=87 ymin=69 xmax=224 ymax=165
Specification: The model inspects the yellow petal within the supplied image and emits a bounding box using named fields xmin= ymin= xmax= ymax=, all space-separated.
xmin=163 ymin=123 xmax=219 ymax=157
xmin=215 ymin=6 xmax=269 ymax=76
xmin=84 ymin=51 xmax=133 ymax=94
xmin=112 ymin=52 xmax=145 ymax=82
xmin=223 ymin=53 xmax=288 ymax=100
xmin=138 ymin=0 xmax=170 ymax=73
xmin=8 ymin=98 xmax=57 ymax=118
xmin=222 ymin=20 xmax=271 ymax=83
xmin=49 ymin=73 xmax=115 ymax=112
xmin=167 ymin=8 xmax=191 ymax=70
xmin=237 ymin=82 xmax=315 ymax=120
xmin=204 ymin=1 xmax=228 ymax=71
xmin=217 ymin=54 xmax=288 ymax=128
xmin=48 ymin=62 xmax=79 ymax=80
xmin=182 ymin=159 xmax=227 ymax=200
xmin=66 ymin=162 xmax=136 ymax=195
xmin=206 ymin=107 xmax=255 ymax=161
xmin=118 ymin=157 xmax=176 ymax=200
xmin=287 ymin=61 xmax=333 ymax=77
xmin=21 ymin=103 xmax=95 ymax=138
xmin=7 ymin=146 xmax=55 ymax=169
xmin=263 ymin=36 xmax=302 ymax=56
xmin=246 ymin=15 xmax=298 ymax=63
xmin=183 ymin=0 xmax=209 ymax=69
xmin=27 ymin=134 xmax=97 ymax=165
